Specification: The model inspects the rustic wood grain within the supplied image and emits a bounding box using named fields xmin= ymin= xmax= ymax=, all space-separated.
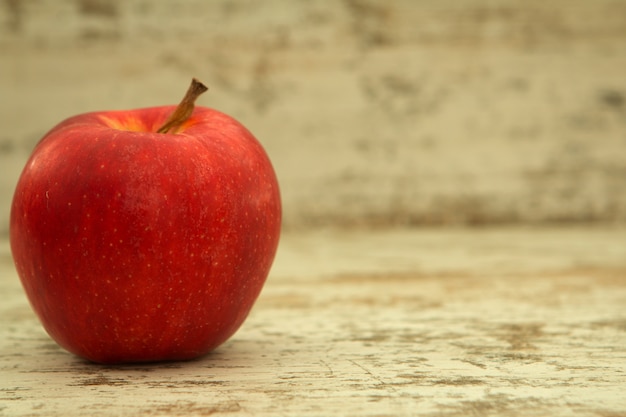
xmin=2 ymin=1 xmax=626 ymax=233
xmin=1 ymin=227 xmax=625 ymax=416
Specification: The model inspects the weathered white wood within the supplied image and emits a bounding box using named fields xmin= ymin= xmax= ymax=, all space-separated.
xmin=2 ymin=1 xmax=626 ymax=232
xmin=1 ymin=227 xmax=626 ymax=416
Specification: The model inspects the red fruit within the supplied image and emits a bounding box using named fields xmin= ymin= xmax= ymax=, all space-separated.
xmin=10 ymin=80 xmax=281 ymax=363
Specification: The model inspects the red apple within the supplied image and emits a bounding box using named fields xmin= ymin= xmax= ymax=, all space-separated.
xmin=10 ymin=79 xmax=281 ymax=364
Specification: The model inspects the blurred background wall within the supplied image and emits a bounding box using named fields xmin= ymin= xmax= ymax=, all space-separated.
xmin=1 ymin=0 xmax=625 ymax=235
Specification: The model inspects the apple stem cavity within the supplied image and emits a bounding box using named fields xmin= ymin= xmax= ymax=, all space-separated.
xmin=157 ymin=78 xmax=209 ymax=134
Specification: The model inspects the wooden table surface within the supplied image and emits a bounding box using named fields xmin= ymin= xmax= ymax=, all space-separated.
xmin=2 ymin=227 xmax=625 ymax=416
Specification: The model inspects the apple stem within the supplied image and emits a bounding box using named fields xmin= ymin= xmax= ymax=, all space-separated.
xmin=157 ymin=78 xmax=208 ymax=134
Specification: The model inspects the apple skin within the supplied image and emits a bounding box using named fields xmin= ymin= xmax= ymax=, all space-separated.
xmin=10 ymin=105 xmax=281 ymax=364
